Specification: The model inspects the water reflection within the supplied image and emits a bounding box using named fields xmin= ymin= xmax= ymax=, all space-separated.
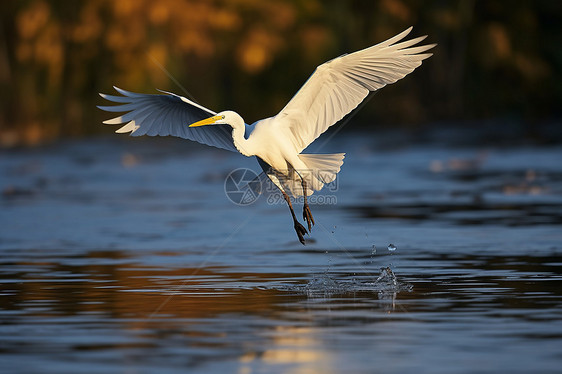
xmin=1 ymin=249 xmax=562 ymax=372
xmin=1 ymin=248 xmax=414 ymax=372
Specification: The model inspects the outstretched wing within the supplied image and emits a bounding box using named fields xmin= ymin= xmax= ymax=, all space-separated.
xmin=98 ymin=86 xmax=238 ymax=152
xmin=275 ymin=27 xmax=435 ymax=152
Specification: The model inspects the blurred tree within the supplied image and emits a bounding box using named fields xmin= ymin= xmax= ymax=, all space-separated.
xmin=0 ymin=0 xmax=560 ymax=146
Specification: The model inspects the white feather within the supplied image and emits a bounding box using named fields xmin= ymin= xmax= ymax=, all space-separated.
xmin=275 ymin=27 xmax=435 ymax=152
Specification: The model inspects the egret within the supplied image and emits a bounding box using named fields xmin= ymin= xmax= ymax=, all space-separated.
xmin=99 ymin=27 xmax=434 ymax=244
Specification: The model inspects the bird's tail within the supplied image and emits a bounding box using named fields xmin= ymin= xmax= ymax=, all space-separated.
xmin=287 ymin=153 xmax=345 ymax=197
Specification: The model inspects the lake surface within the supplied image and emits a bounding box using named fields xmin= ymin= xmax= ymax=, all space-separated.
xmin=1 ymin=132 xmax=561 ymax=373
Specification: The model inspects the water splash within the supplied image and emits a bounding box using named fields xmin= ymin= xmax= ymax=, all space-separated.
xmin=290 ymin=266 xmax=412 ymax=299
xmin=375 ymin=266 xmax=397 ymax=287
xmin=387 ymin=243 xmax=397 ymax=252
xmin=304 ymin=273 xmax=343 ymax=298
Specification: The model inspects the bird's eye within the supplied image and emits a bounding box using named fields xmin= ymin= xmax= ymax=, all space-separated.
xmin=221 ymin=115 xmax=225 ymax=119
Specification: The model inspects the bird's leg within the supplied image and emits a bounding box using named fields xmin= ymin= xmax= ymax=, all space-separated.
xmin=281 ymin=190 xmax=307 ymax=245
xmin=300 ymin=179 xmax=315 ymax=232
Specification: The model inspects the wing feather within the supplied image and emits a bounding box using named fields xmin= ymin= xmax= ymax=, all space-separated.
xmin=115 ymin=121 xmax=138 ymax=134
xmin=275 ymin=27 xmax=435 ymax=152
xmin=98 ymin=87 xmax=238 ymax=152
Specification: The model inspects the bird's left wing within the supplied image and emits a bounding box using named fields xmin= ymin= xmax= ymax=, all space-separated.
xmin=98 ymin=86 xmax=238 ymax=152
xmin=274 ymin=27 xmax=435 ymax=152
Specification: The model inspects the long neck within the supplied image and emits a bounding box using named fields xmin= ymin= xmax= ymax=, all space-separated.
xmin=228 ymin=112 xmax=255 ymax=157
xmin=232 ymin=125 xmax=254 ymax=157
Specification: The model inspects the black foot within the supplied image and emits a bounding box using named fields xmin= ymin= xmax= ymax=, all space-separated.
xmin=303 ymin=203 xmax=315 ymax=232
xmin=294 ymin=220 xmax=308 ymax=245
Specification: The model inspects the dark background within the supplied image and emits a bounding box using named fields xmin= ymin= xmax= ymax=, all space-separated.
xmin=1 ymin=0 xmax=561 ymax=147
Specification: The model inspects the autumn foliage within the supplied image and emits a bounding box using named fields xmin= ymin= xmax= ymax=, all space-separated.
xmin=1 ymin=0 xmax=560 ymax=146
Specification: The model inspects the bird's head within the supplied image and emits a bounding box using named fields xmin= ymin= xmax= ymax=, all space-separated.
xmin=189 ymin=110 xmax=251 ymax=155
xmin=189 ymin=111 xmax=244 ymax=130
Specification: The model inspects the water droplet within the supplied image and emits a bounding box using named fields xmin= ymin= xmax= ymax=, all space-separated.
xmin=387 ymin=243 xmax=396 ymax=252
xmin=371 ymin=245 xmax=377 ymax=255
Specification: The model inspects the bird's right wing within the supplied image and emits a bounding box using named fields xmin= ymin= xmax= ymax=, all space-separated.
xmin=98 ymin=87 xmax=238 ymax=152
xmin=274 ymin=27 xmax=435 ymax=152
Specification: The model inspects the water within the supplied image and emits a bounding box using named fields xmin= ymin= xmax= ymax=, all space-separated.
xmin=1 ymin=133 xmax=562 ymax=373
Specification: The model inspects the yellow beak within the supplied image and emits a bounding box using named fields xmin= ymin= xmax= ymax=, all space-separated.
xmin=189 ymin=115 xmax=222 ymax=127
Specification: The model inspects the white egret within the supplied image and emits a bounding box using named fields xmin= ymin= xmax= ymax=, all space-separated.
xmin=99 ymin=27 xmax=434 ymax=244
